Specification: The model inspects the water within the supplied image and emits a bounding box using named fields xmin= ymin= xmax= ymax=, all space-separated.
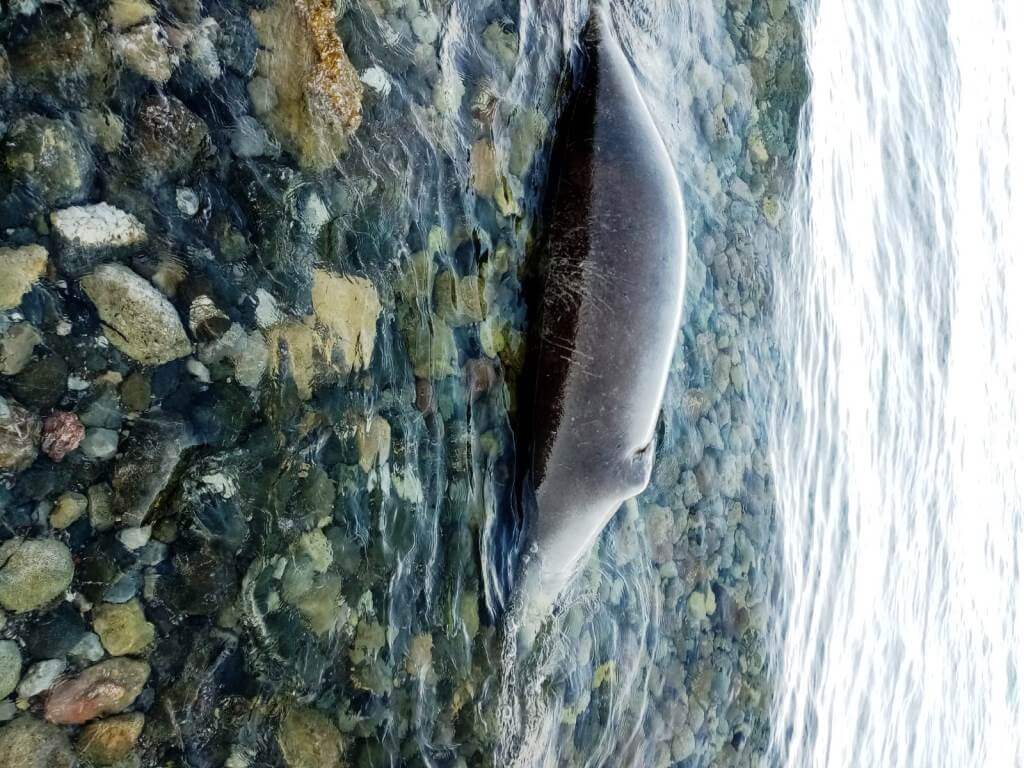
xmin=769 ymin=0 xmax=1024 ymax=765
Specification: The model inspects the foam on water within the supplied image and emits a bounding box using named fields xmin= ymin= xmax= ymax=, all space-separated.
xmin=769 ymin=0 xmax=1024 ymax=764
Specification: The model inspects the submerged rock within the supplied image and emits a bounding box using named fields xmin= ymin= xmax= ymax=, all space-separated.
xmin=250 ymin=0 xmax=363 ymax=169
xmin=0 ymin=716 xmax=75 ymax=768
xmin=112 ymin=415 xmax=194 ymax=526
xmin=41 ymin=412 xmax=85 ymax=462
xmin=81 ymin=264 xmax=192 ymax=365
xmin=2 ymin=115 xmax=94 ymax=208
xmin=0 ymin=397 xmax=41 ymax=472
xmin=311 ymin=269 xmax=382 ymax=372
xmin=0 ymin=245 xmax=47 ymax=311
xmin=0 ymin=641 xmax=21 ymax=699
xmin=277 ymin=704 xmax=345 ymax=768
xmin=111 ymin=22 xmax=175 ymax=83
xmin=92 ymin=599 xmax=155 ymax=656
xmin=0 ymin=538 xmax=74 ymax=613
xmin=76 ymin=712 xmax=145 ymax=765
xmin=50 ymin=203 xmax=147 ymax=277
xmin=0 ymin=323 xmax=42 ymax=376
xmin=128 ymin=95 xmax=210 ymax=187
xmin=50 ymin=491 xmax=88 ymax=529
xmin=44 ymin=658 xmax=150 ymax=725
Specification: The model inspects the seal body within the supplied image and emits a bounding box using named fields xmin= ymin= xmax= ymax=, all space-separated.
xmin=516 ymin=7 xmax=686 ymax=631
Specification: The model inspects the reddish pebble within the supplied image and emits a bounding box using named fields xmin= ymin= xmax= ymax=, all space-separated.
xmin=41 ymin=411 xmax=85 ymax=462
xmin=44 ymin=658 xmax=150 ymax=725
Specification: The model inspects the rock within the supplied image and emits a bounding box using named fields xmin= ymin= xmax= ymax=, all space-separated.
xmin=230 ymin=115 xmax=272 ymax=158
xmin=0 ymin=538 xmax=74 ymax=613
xmin=0 ymin=716 xmax=75 ymax=768
xmin=92 ymin=600 xmax=155 ymax=656
xmin=50 ymin=491 xmax=88 ymax=529
xmin=2 ymin=116 xmax=93 ymax=208
xmin=176 ymin=187 xmax=200 ymax=217
xmin=112 ymin=416 xmax=194 ymax=526
xmin=44 ymin=658 xmax=150 ymax=725
xmin=7 ymin=13 xmax=109 ymax=101
xmin=41 ymin=412 xmax=85 ymax=462
xmin=107 ymin=0 xmax=157 ymax=30
xmin=22 ymin=603 xmax=88 ymax=659
xmin=80 ymin=428 xmax=120 ymax=461
xmin=88 ymin=484 xmax=115 ymax=531
xmin=311 ymin=270 xmax=382 ymax=372
xmin=187 ymin=296 xmax=230 ymax=342
xmin=111 ymin=22 xmax=175 ymax=83
xmin=0 ymin=641 xmax=21 ymax=699
xmin=250 ymin=0 xmax=363 ymax=169
xmin=198 ymin=322 xmax=268 ymax=390
xmin=80 ymin=264 xmax=192 ymax=365
xmin=16 ymin=659 xmax=66 ymax=699
xmin=77 ymin=109 xmax=125 ymax=154
xmin=119 ymin=372 xmax=151 ymax=413
xmin=0 ymin=245 xmax=47 ymax=311
xmin=265 ymin=320 xmax=322 ymax=400
xmin=9 ymin=354 xmax=67 ymax=409
xmin=117 ymin=526 xmax=151 ymax=551
xmin=129 ymin=95 xmax=210 ymax=188
xmin=0 ymin=396 xmax=41 ymax=472
xmin=434 ymin=270 xmax=486 ymax=326
xmin=76 ymin=712 xmax=145 ymax=765
xmin=355 ymin=414 xmax=390 ymax=473
xmin=50 ymin=203 xmax=147 ymax=277
xmin=70 ymin=633 xmax=105 ymax=663
xmin=0 ymin=324 xmax=42 ymax=376
xmin=276 ymin=704 xmax=345 ymax=768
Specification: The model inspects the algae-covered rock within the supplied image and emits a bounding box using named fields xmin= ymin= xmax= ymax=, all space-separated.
xmin=0 ymin=245 xmax=47 ymax=311
xmin=44 ymin=658 xmax=150 ymax=725
xmin=0 ymin=538 xmax=74 ymax=613
xmin=81 ymin=264 xmax=192 ymax=365
xmin=0 ymin=716 xmax=75 ymax=768
xmin=251 ymin=0 xmax=363 ymax=169
xmin=0 ymin=640 xmax=21 ymax=699
xmin=76 ymin=712 xmax=145 ymax=765
xmin=92 ymin=599 xmax=155 ymax=656
xmin=2 ymin=116 xmax=94 ymax=207
xmin=277 ymin=704 xmax=345 ymax=768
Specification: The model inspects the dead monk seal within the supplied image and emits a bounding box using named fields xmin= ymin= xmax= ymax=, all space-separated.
xmin=511 ymin=5 xmax=686 ymax=641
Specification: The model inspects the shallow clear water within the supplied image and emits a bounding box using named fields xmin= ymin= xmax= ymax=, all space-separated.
xmin=769 ymin=0 xmax=1024 ymax=765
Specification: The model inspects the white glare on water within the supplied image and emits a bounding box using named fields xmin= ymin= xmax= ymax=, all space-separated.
xmin=770 ymin=0 xmax=1024 ymax=766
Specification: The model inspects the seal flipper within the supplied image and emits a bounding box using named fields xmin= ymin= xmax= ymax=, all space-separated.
xmin=623 ymin=440 xmax=656 ymax=497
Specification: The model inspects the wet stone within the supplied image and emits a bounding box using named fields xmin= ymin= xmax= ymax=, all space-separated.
xmin=0 ymin=640 xmax=21 ymax=699
xmin=92 ymin=599 xmax=155 ymax=656
xmin=76 ymin=712 xmax=145 ymax=765
xmin=17 ymin=658 xmax=66 ymax=699
xmin=9 ymin=354 xmax=68 ymax=410
xmin=0 ymin=245 xmax=47 ymax=311
xmin=50 ymin=203 xmax=147 ymax=277
xmin=128 ymin=94 xmax=210 ymax=188
xmin=0 ymin=323 xmax=42 ymax=376
xmin=44 ymin=658 xmax=150 ymax=725
xmin=1 ymin=115 xmax=94 ymax=208
xmin=0 ymin=396 xmax=41 ymax=472
xmin=112 ymin=416 xmax=194 ymax=526
xmin=41 ymin=412 xmax=85 ymax=462
xmin=0 ymin=715 xmax=75 ymax=768
xmin=81 ymin=264 xmax=192 ymax=365
xmin=50 ymin=491 xmax=88 ymax=529
xmin=0 ymin=538 xmax=74 ymax=613
xmin=277 ymin=704 xmax=345 ymax=768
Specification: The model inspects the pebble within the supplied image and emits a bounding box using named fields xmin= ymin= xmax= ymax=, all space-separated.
xmin=69 ymin=633 xmax=105 ymax=663
xmin=49 ymin=203 xmax=147 ymax=276
xmin=80 ymin=264 xmax=192 ymax=365
xmin=16 ymin=659 xmax=66 ymax=699
xmin=49 ymin=491 xmax=88 ymax=529
xmin=0 ymin=538 xmax=74 ymax=613
xmin=0 ymin=324 xmax=41 ymax=376
xmin=0 ymin=640 xmax=21 ymax=699
xmin=80 ymin=428 xmax=120 ymax=461
xmin=92 ymin=599 xmax=155 ymax=656
xmin=40 ymin=412 xmax=85 ymax=462
xmin=277 ymin=705 xmax=345 ymax=768
xmin=0 ymin=245 xmax=47 ymax=311
xmin=231 ymin=115 xmax=272 ymax=158
xmin=76 ymin=712 xmax=145 ymax=765
xmin=44 ymin=658 xmax=150 ymax=725
xmin=176 ymin=187 xmax=200 ymax=216
xmin=0 ymin=715 xmax=75 ymax=768
xmin=0 ymin=396 xmax=40 ymax=472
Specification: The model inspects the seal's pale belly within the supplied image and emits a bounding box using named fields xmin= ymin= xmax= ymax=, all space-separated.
xmin=517 ymin=6 xmax=687 ymax=627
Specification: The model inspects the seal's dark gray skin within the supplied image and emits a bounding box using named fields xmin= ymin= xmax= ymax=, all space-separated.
xmin=514 ymin=6 xmax=686 ymax=641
